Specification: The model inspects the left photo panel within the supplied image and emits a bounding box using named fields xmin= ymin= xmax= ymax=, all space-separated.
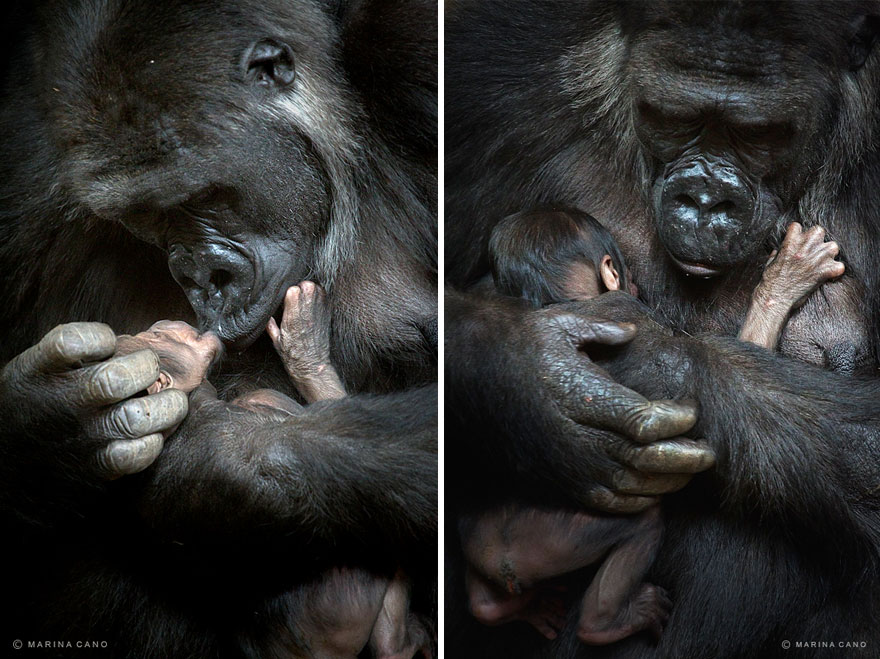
xmin=0 ymin=1 xmax=437 ymax=657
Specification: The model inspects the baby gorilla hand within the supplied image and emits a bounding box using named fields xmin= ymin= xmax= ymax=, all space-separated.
xmin=116 ymin=320 xmax=222 ymax=395
xmin=757 ymin=223 xmax=844 ymax=309
xmin=266 ymin=281 xmax=346 ymax=403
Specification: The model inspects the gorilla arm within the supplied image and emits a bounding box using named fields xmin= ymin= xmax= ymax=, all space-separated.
xmin=445 ymin=289 xmax=715 ymax=514
xmin=589 ymin=292 xmax=880 ymax=539
xmin=137 ymin=383 xmax=437 ymax=555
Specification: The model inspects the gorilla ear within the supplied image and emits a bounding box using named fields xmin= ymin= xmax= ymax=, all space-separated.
xmin=244 ymin=39 xmax=296 ymax=88
xmin=848 ymin=15 xmax=880 ymax=70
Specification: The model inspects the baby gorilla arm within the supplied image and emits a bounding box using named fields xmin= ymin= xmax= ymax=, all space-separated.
xmin=267 ymin=281 xmax=347 ymax=403
xmin=739 ymin=223 xmax=843 ymax=349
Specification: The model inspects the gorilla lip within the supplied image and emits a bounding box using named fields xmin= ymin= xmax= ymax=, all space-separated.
xmin=668 ymin=254 xmax=724 ymax=278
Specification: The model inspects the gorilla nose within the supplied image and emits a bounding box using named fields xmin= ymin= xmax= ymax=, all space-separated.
xmin=168 ymin=243 xmax=253 ymax=326
xmin=666 ymin=191 xmax=739 ymax=228
xmin=656 ymin=158 xmax=756 ymax=266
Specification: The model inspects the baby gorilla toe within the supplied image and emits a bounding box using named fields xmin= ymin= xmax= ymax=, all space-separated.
xmin=577 ymin=582 xmax=671 ymax=646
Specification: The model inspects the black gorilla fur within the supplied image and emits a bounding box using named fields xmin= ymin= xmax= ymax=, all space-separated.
xmin=446 ymin=1 xmax=880 ymax=657
xmin=0 ymin=0 xmax=437 ymax=656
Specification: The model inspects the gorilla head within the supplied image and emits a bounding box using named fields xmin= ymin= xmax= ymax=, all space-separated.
xmin=624 ymin=1 xmax=880 ymax=276
xmin=43 ymin=0 xmax=373 ymax=349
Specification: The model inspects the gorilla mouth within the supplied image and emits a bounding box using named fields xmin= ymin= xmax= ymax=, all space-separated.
xmin=667 ymin=253 xmax=725 ymax=278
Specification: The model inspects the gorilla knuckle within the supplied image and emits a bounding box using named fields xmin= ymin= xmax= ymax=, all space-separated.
xmin=110 ymin=400 xmax=154 ymax=438
xmin=43 ymin=322 xmax=114 ymax=364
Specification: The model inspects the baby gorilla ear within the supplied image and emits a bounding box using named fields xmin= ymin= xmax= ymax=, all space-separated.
xmin=244 ymin=38 xmax=296 ymax=87
xmin=599 ymin=254 xmax=622 ymax=292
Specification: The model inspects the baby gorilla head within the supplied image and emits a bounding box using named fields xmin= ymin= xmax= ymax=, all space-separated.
xmin=115 ymin=321 xmax=223 ymax=394
xmin=489 ymin=208 xmax=634 ymax=307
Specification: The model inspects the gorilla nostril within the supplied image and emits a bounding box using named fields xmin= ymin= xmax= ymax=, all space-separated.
xmin=674 ymin=194 xmax=698 ymax=209
xmin=708 ymin=200 xmax=736 ymax=217
xmin=209 ymin=269 xmax=233 ymax=291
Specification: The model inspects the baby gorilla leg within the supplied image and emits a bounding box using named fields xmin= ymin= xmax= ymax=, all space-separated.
xmin=461 ymin=505 xmax=668 ymax=644
xmin=266 ymin=281 xmax=347 ymax=403
xmin=369 ymin=570 xmax=434 ymax=659
xmin=287 ymin=567 xmax=389 ymax=658
xmin=461 ymin=506 xmax=618 ymax=640
xmin=463 ymin=566 xmax=567 ymax=640
xmin=576 ymin=506 xmax=670 ymax=645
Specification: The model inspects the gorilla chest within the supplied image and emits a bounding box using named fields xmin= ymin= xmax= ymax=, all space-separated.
xmin=778 ymin=280 xmax=873 ymax=374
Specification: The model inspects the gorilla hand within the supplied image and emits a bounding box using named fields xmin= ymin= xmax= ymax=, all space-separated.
xmin=0 ymin=322 xmax=188 ymax=479
xmin=446 ymin=291 xmax=715 ymax=513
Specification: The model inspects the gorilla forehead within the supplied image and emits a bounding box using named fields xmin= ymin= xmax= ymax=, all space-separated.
xmin=620 ymin=0 xmax=870 ymax=74
xmin=41 ymin=0 xmax=340 ymax=201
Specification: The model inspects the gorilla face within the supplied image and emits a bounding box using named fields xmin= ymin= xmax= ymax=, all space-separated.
xmin=47 ymin=0 xmax=345 ymax=348
xmin=624 ymin=1 xmax=879 ymax=276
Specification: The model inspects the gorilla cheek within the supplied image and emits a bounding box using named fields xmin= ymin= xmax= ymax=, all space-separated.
xmin=652 ymin=155 xmax=771 ymax=274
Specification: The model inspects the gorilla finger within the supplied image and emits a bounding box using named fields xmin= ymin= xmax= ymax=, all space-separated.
xmin=26 ymin=322 xmax=116 ymax=373
xmin=568 ymin=378 xmax=696 ymax=441
xmin=97 ymin=433 xmax=165 ymax=478
xmin=266 ymin=317 xmax=281 ymax=345
xmin=822 ymin=261 xmax=845 ymax=278
xmin=551 ymin=314 xmax=637 ymax=347
xmin=80 ymin=349 xmax=160 ymax=405
xmin=609 ymin=469 xmax=694 ymax=495
xmin=298 ymin=280 xmax=317 ymax=297
xmin=823 ymin=241 xmax=839 ymax=257
xmin=782 ymin=222 xmax=803 ymax=245
xmin=88 ymin=388 xmax=188 ymax=439
xmin=804 ymin=225 xmax=826 ymax=242
xmin=621 ymin=438 xmax=717 ymax=474
xmin=585 ymin=486 xmax=659 ymax=514
xmin=621 ymin=398 xmax=698 ymax=442
xmin=281 ymin=285 xmax=301 ymax=325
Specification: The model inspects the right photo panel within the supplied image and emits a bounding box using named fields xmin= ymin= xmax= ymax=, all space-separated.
xmin=445 ymin=1 xmax=879 ymax=657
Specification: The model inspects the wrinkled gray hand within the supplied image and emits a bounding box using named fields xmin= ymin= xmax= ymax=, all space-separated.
xmin=1 ymin=322 xmax=188 ymax=478
xmin=526 ymin=306 xmax=715 ymax=513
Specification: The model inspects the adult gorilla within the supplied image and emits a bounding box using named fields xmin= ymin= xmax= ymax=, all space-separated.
xmin=447 ymin=1 xmax=880 ymax=657
xmin=0 ymin=0 xmax=436 ymax=656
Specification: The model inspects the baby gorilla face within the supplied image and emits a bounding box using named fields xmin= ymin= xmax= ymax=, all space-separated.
xmin=116 ymin=321 xmax=222 ymax=394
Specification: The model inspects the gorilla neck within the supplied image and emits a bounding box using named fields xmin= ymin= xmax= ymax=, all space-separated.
xmin=316 ymin=149 xmax=437 ymax=393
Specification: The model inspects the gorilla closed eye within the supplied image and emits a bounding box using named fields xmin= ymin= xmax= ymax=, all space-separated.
xmin=245 ymin=38 xmax=296 ymax=88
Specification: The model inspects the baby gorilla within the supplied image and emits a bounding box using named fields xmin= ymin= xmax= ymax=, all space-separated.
xmin=116 ymin=291 xmax=429 ymax=659
xmin=461 ymin=207 xmax=844 ymax=645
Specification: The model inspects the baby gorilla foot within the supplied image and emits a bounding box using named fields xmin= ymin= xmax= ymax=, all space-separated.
xmin=521 ymin=590 xmax=568 ymax=640
xmin=267 ymin=281 xmax=346 ymax=403
xmin=577 ymin=583 xmax=671 ymax=646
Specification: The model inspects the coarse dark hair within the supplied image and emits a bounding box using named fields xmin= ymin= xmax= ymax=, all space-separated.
xmin=489 ymin=207 xmax=629 ymax=307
